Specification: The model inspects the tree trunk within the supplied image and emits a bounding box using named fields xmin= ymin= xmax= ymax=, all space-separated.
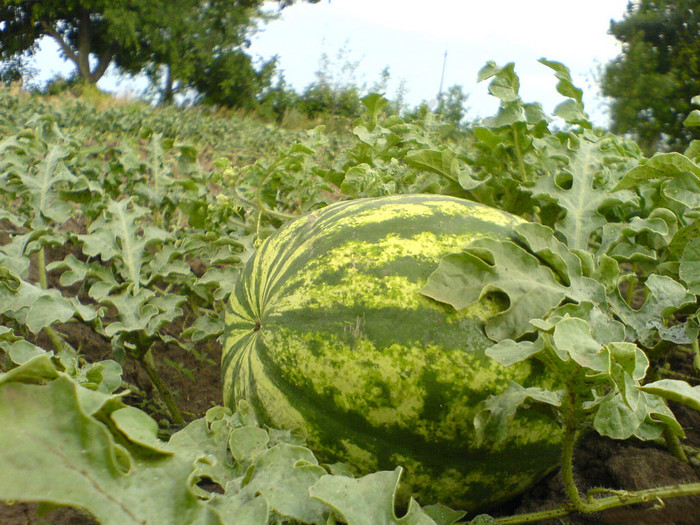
xmin=161 ymin=65 xmax=175 ymax=105
xmin=76 ymin=10 xmax=93 ymax=80
xmin=43 ymin=9 xmax=115 ymax=85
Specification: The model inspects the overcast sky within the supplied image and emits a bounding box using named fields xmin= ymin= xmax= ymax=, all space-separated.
xmin=30 ymin=0 xmax=631 ymax=126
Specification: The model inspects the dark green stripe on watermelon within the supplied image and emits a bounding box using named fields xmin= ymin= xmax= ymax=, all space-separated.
xmin=222 ymin=194 xmax=562 ymax=511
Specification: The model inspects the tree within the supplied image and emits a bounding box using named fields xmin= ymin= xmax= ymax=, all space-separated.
xmin=601 ymin=0 xmax=700 ymax=153
xmin=120 ymin=0 xmax=269 ymax=105
xmin=0 ymin=0 xmax=317 ymax=105
xmin=436 ymin=85 xmax=469 ymax=126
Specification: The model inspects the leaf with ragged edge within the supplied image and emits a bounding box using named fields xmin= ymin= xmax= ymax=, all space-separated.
xmin=228 ymin=426 xmax=270 ymax=470
xmin=47 ymin=254 xmax=90 ymax=287
xmin=182 ymin=313 xmax=225 ymax=342
xmin=422 ymin=239 xmax=567 ymax=341
xmin=111 ymin=406 xmax=172 ymax=454
xmin=485 ymin=338 xmax=545 ymax=367
xmin=680 ymin=237 xmax=700 ymax=294
xmin=0 ymin=328 xmax=46 ymax=366
xmin=404 ymin=149 xmax=481 ymax=190
xmin=0 ymin=358 xmax=356 ymax=525
xmin=598 ymin=208 xmax=676 ymax=262
xmin=360 ymin=93 xmax=390 ymax=131
xmin=649 ymin=318 xmax=700 ymax=344
xmin=78 ymin=199 xmax=169 ymax=289
xmin=144 ymin=244 xmax=192 ymax=283
xmin=477 ymin=61 xmax=520 ymax=103
xmin=593 ymin=391 xmax=641 ymax=440
xmin=531 ymin=138 xmax=635 ymax=250
xmin=610 ymin=274 xmax=696 ymax=346
xmin=423 ymin=224 xmax=607 ymax=341
xmin=551 ymin=318 xmax=647 ymax=390
xmin=102 ymin=288 xmax=157 ymax=337
xmin=663 ymin=172 xmax=700 ymax=209
xmin=553 ymin=99 xmax=590 ymax=127
xmin=3 ymin=339 xmax=46 ymax=364
xmin=595 ymin=255 xmax=621 ymax=294
xmin=593 ymin=389 xmax=683 ymax=441
xmin=552 ymin=317 xmax=607 ymax=371
xmin=422 ymin=504 xmax=466 ymax=525
xmin=613 ymin=152 xmax=700 ymax=191
xmin=640 ymin=379 xmax=700 ymax=413
xmin=12 ymin=143 xmax=78 ymax=226
xmin=144 ymin=294 xmax=186 ymax=335
xmin=310 ymin=468 xmax=436 ymax=525
xmin=541 ymin=302 xmax=626 ymax=346
xmin=513 ymin=222 xmax=606 ymax=304
xmin=165 ymin=413 xmax=239 ymax=495
xmin=0 ymin=372 xmax=222 ymax=525
xmin=0 ymin=279 xmax=82 ymax=334
xmin=242 ymin=444 xmax=329 ymax=524
xmin=67 ymin=358 xmax=123 ymax=394
xmin=669 ymin=219 xmax=700 ymax=259
xmin=633 ymin=393 xmax=684 ymax=441
xmin=474 ymin=382 xmax=562 ymax=445
xmin=538 ymin=59 xmax=591 ymax=127
xmin=539 ymin=59 xmax=584 ymax=105
xmin=0 ymin=238 xmax=31 ymax=279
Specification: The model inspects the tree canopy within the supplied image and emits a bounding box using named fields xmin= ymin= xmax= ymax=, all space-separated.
xmin=0 ymin=0 xmax=317 ymax=106
xmin=601 ymin=0 xmax=700 ymax=153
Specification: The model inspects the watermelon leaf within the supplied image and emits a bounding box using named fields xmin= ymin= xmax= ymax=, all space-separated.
xmin=422 ymin=231 xmax=603 ymax=341
xmin=474 ymin=382 xmax=563 ymax=445
xmin=485 ymin=338 xmax=545 ymax=367
xmin=612 ymin=152 xmax=700 ymax=191
xmin=240 ymin=444 xmax=329 ymax=524
xmin=0 ymin=373 xmax=221 ymax=524
xmin=310 ymin=467 xmax=436 ymax=525
xmin=531 ymin=138 xmax=635 ymax=250
xmin=680 ymin=238 xmax=700 ymax=294
xmin=404 ymin=149 xmax=481 ymax=190
xmin=2 ymin=355 xmax=420 ymax=525
xmin=640 ymin=379 xmax=700 ymax=412
xmin=421 ymin=504 xmax=466 ymax=525
xmin=609 ymin=274 xmax=695 ymax=346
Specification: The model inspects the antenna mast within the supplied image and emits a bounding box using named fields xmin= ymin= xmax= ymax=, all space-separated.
xmin=438 ymin=50 xmax=448 ymax=97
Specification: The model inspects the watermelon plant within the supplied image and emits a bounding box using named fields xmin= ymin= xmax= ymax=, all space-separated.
xmin=222 ymin=193 xmax=563 ymax=510
xmin=0 ymin=58 xmax=699 ymax=525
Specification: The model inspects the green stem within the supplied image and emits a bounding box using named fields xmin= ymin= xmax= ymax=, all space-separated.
xmin=255 ymin=175 xmax=296 ymax=221
xmin=479 ymin=482 xmax=700 ymax=524
xmin=481 ymin=507 xmax=571 ymax=524
xmin=512 ymin=127 xmax=527 ymax=182
xmin=474 ymin=381 xmax=700 ymax=524
xmin=37 ymin=247 xmax=66 ymax=353
xmin=559 ymin=390 xmax=593 ymax=513
xmin=663 ymin=426 xmax=689 ymax=463
xmin=37 ymin=247 xmax=48 ymax=289
xmin=233 ymin=176 xmax=295 ymax=222
xmin=692 ymin=339 xmax=700 ymax=372
xmin=139 ymin=348 xmax=185 ymax=425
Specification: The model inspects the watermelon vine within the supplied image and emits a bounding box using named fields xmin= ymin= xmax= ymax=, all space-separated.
xmin=1 ymin=60 xmax=700 ymax=524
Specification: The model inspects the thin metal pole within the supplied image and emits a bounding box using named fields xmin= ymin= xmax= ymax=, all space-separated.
xmin=438 ymin=49 xmax=448 ymax=97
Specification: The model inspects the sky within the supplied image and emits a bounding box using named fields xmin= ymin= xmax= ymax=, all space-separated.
xmin=28 ymin=0 xmax=632 ymax=126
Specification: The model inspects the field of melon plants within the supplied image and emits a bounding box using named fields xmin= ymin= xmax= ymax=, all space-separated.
xmin=2 ymin=60 xmax=700 ymax=524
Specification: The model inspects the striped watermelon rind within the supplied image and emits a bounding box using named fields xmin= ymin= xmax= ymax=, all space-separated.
xmin=223 ymin=194 xmax=562 ymax=511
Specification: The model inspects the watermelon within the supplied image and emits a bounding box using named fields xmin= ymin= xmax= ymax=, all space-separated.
xmin=222 ymin=194 xmax=562 ymax=511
